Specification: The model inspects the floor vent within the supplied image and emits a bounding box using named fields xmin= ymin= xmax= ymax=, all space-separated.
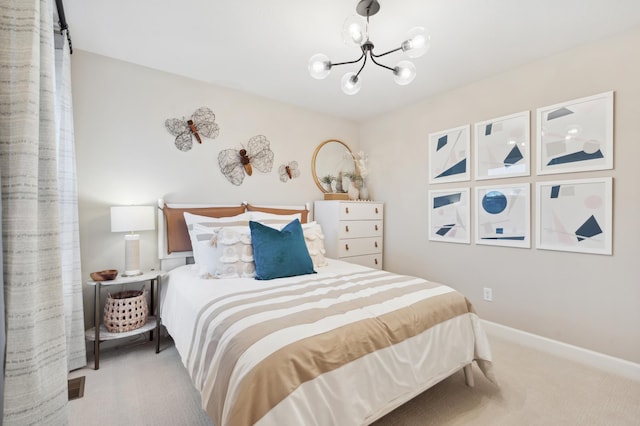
xmin=68 ymin=376 xmax=85 ymax=400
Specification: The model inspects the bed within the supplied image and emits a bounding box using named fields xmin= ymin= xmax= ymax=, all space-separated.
xmin=157 ymin=200 xmax=495 ymax=426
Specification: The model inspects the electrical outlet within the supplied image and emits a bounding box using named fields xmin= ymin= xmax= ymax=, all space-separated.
xmin=483 ymin=287 xmax=493 ymax=302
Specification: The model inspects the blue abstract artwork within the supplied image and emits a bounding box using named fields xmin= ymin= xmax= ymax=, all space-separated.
xmin=536 ymin=178 xmax=612 ymax=255
xmin=429 ymin=188 xmax=470 ymax=244
xmin=475 ymin=184 xmax=530 ymax=248
xmin=537 ymin=91 xmax=613 ymax=175
xmin=429 ymin=125 xmax=470 ymax=184
xmin=475 ymin=111 xmax=529 ymax=180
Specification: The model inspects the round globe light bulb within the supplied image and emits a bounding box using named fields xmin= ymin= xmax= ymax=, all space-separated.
xmin=308 ymin=53 xmax=331 ymax=79
xmin=341 ymin=72 xmax=362 ymax=95
xmin=401 ymin=27 xmax=430 ymax=59
xmin=393 ymin=61 xmax=416 ymax=85
xmin=342 ymin=15 xmax=367 ymax=47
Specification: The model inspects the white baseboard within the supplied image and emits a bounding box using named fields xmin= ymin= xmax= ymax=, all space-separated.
xmin=481 ymin=320 xmax=640 ymax=382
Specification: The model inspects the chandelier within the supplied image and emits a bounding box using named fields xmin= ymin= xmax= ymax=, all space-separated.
xmin=308 ymin=0 xmax=430 ymax=95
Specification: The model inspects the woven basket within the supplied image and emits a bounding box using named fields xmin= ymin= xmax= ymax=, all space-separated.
xmin=103 ymin=287 xmax=148 ymax=333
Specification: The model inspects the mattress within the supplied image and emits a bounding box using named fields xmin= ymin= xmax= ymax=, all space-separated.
xmin=161 ymin=259 xmax=494 ymax=426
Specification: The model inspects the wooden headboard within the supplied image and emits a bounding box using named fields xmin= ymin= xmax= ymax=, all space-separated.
xmin=157 ymin=199 xmax=311 ymax=271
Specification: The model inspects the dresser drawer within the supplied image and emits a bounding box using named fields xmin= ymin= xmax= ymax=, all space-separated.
xmin=338 ymin=237 xmax=382 ymax=257
xmin=338 ymin=203 xmax=383 ymax=221
xmin=343 ymin=254 xmax=382 ymax=270
xmin=338 ymin=220 xmax=383 ymax=239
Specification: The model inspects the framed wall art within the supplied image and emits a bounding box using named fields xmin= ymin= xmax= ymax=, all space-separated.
xmin=475 ymin=183 xmax=530 ymax=248
xmin=536 ymin=91 xmax=613 ymax=175
xmin=536 ymin=177 xmax=612 ymax=255
xmin=428 ymin=187 xmax=470 ymax=244
xmin=474 ymin=111 xmax=530 ymax=180
xmin=428 ymin=125 xmax=470 ymax=184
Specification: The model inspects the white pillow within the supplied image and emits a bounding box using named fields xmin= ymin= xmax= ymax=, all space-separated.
xmin=249 ymin=211 xmax=302 ymax=226
xmin=184 ymin=211 xmax=251 ymax=264
xmin=192 ymin=224 xmax=255 ymax=279
xmin=302 ymin=222 xmax=328 ymax=268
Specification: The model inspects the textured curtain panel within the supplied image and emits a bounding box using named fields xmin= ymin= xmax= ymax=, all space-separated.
xmin=0 ymin=0 xmax=70 ymax=424
xmin=55 ymin=28 xmax=87 ymax=372
xmin=0 ymin=196 xmax=5 ymax=424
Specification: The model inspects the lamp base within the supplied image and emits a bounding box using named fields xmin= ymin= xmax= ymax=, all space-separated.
xmin=124 ymin=234 xmax=141 ymax=278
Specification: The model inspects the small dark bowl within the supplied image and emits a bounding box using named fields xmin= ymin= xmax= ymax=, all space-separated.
xmin=90 ymin=269 xmax=118 ymax=281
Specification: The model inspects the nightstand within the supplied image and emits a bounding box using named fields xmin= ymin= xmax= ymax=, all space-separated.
xmin=85 ymin=270 xmax=165 ymax=369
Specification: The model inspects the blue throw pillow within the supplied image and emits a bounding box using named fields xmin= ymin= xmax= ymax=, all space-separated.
xmin=249 ymin=219 xmax=316 ymax=280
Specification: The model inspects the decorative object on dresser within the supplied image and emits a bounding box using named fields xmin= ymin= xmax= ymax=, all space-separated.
xmin=311 ymin=139 xmax=356 ymax=200
xmin=110 ymin=205 xmax=156 ymax=276
xmin=218 ymin=135 xmax=274 ymax=185
xmin=314 ymin=200 xmax=383 ymax=269
xmin=165 ymin=106 xmax=220 ymax=152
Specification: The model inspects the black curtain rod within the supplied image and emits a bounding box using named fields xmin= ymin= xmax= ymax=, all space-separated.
xmin=55 ymin=0 xmax=73 ymax=54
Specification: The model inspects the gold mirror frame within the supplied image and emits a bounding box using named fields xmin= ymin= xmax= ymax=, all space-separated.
xmin=311 ymin=139 xmax=356 ymax=193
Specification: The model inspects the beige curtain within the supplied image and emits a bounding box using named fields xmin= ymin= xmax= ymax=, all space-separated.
xmin=0 ymin=0 xmax=70 ymax=424
xmin=55 ymin=13 xmax=87 ymax=372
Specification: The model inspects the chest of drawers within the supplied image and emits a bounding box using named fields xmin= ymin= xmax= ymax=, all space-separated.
xmin=313 ymin=200 xmax=383 ymax=269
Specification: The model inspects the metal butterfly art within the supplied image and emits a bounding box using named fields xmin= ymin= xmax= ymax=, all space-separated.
xmin=165 ymin=106 xmax=219 ymax=152
xmin=218 ymin=135 xmax=274 ymax=186
xmin=279 ymin=161 xmax=300 ymax=182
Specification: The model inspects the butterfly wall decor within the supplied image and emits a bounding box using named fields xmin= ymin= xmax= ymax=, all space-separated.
xmin=218 ymin=135 xmax=274 ymax=186
xmin=279 ymin=161 xmax=300 ymax=182
xmin=165 ymin=106 xmax=219 ymax=152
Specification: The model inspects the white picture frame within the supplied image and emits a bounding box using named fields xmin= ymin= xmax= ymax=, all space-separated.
xmin=428 ymin=125 xmax=470 ymax=184
xmin=474 ymin=111 xmax=530 ymax=180
xmin=475 ymin=183 xmax=530 ymax=248
xmin=428 ymin=187 xmax=470 ymax=244
xmin=536 ymin=91 xmax=614 ymax=175
xmin=536 ymin=177 xmax=612 ymax=255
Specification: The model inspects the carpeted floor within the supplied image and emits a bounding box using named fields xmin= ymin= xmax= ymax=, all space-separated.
xmin=69 ymin=334 xmax=640 ymax=425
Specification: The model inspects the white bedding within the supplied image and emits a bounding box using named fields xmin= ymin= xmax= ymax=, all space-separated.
xmin=160 ymin=259 xmax=494 ymax=426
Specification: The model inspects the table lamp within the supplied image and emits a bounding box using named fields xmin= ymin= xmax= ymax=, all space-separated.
xmin=110 ymin=206 xmax=155 ymax=276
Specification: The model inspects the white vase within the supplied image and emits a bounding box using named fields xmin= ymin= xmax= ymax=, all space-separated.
xmin=359 ymin=180 xmax=369 ymax=200
xmin=342 ymin=176 xmax=351 ymax=193
xmin=348 ymin=184 xmax=359 ymax=200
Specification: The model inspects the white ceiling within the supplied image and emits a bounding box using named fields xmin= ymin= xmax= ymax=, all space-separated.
xmin=63 ymin=0 xmax=640 ymax=122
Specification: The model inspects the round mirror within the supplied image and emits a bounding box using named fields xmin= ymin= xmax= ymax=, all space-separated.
xmin=312 ymin=139 xmax=356 ymax=193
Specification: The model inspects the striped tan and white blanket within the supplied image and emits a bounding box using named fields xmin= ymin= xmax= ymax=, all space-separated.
xmin=161 ymin=259 xmax=494 ymax=426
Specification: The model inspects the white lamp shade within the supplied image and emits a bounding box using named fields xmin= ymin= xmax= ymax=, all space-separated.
xmin=110 ymin=206 xmax=155 ymax=233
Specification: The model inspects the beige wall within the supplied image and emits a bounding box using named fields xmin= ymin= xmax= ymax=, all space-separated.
xmin=360 ymin=28 xmax=640 ymax=363
xmin=73 ymin=28 xmax=640 ymax=364
xmin=71 ymin=51 xmax=358 ymax=326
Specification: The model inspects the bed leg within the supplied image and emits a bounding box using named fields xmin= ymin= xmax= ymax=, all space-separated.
xmin=463 ymin=363 xmax=475 ymax=387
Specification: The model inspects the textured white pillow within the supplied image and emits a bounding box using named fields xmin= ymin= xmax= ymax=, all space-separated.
xmin=192 ymin=224 xmax=255 ymax=279
xmin=184 ymin=211 xmax=251 ymax=264
xmin=249 ymin=211 xmax=302 ymax=226
xmin=302 ymin=222 xmax=328 ymax=268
